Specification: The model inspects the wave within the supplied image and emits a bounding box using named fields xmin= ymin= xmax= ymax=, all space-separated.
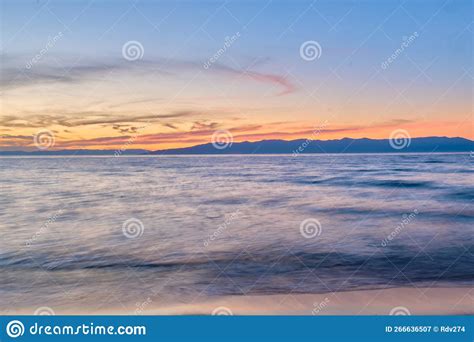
xmin=291 ymin=177 xmax=435 ymax=189
xmin=1 ymin=245 xmax=472 ymax=295
xmin=447 ymin=189 xmax=474 ymax=201
xmin=368 ymin=180 xmax=434 ymax=188
xmin=2 ymin=246 xmax=472 ymax=275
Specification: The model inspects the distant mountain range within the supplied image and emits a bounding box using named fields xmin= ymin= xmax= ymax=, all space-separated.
xmin=1 ymin=137 xmax=472 ymax=155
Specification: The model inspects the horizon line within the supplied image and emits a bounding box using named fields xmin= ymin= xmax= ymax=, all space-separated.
xmin=1 ymin=135 xmax=472 ymax=154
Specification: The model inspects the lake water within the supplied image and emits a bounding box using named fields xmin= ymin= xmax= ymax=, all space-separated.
xmin=0 ymin=154 xmax=472 ymax=313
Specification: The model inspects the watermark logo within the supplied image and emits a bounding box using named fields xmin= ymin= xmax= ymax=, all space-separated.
xmin=33 ymin=129 xmax=55 ymax=150
xmin=312 ymin=297 xmax=330 ymax=315
xmin=6 ymin=320 xmax=25 ymax=338
xmin=300 ymin=41 xmax=322 ymax=61
xmin=203 ymin=32 xmax=241 ymax=69
xmin=134 ymin=297 xmax=153 ymax=315
xmin=212 ymin=306 xmax=233 ymax=315
xmin=114 ymin=122 xmax=150 ymax=157
xmin=122 ymin=41 xmax=144 ymax=61
xmin=211 ymin=130 xmax=233 ymax=150
xmin=25 ymin=207 xmax=64 ymax=248
xmin=122 ymin=218 xmax=145 ymax=238
xmin=381 ymin=32 xmax=419 ymax=70
xmin=25 ymin=31 xmax=63 ymax=70
xmin=389 ymin=129 xmax=411 ymax=150
xmin=389 ymin=306 xmax=411 ymax=315
xmin=292 ymin=120 xmax=329 ymax=157
xmin=34 ymin=306 xmax=55 ymax=315
xmin=300 ymin=218 xmax=322 ymax=238
xmin=381 ymin=209 xmax=418 ymax=247
xmin=203 ymin=209 xmax=241 ymax=247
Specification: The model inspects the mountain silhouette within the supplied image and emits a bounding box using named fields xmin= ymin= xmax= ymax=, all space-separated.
xmin=1 ymin=137 xmax=472 ymax=155
xmin=154 ymin=137 xmax=473 ymax=155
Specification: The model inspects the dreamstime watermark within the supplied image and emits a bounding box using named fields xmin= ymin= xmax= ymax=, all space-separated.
xmin=203 ymin=32 xmax=241 ymax=69
xmin=389 ymin=129 xmax=411 ymax=150
xmin=381 ymin=32 xmax=419 ymax=70
xmin=122 ymin=218 xmax=144 ymax=239
xmin=299 ymin=218 xmax=322 ymax=239
xmin=203 ymin=209 xmax=241 ymax=247
xmin=211 ymin=306 xmax=233 ymax=315
xmin=26 ymin=208 xmax=64 ymax=247
xmin=211 ymin=129 xmax=233 ymax=150
xmin=292 ymin=120 xmax=329 ymax=157
xmin=25 ymin=31 xmax=63 ymax=69
xmin=133 ymin=288 xmax=160 ymax=315
xmin=6 ymin=320 xmax=146 ymax=337
xmin=389 ymin=306 xmax=411 ymax=315
xmin=6 ymin=320 xmax=24 ymax=338
xmin=33 ymin=129 xmax=56 ymax=150
xmin=34 ymin=307 xmax=55 ymax=316
xmin=122 ymin=41 xmax=144 ymax=61
xmin=381 ymin=209 xmax=418 ymax=247
xmin=299 ymin=40 xmax=322 ymax=61
xmin=312 ymin=297 xmax=330 ymax=315
xmin=134 ymin=297 xmax=153 ymax=315
xmin=114 ymin=122 xmax=150 ymax=157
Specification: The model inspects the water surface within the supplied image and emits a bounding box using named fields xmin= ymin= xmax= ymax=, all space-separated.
xmin=0 ymin=154 xmax=472 ymax=312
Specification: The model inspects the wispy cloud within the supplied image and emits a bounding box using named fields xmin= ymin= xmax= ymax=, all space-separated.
xmin=1 ymin=54 xmax=296 ymax=96
xmin=190 ymin=121 xmax=220 ymax=130
xmin=206 ymin=62 xmax=295 ymax=96
xmin=0 ymin=111 xmax=197 ymax=128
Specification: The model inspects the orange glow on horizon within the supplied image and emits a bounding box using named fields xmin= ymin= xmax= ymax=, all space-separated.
xmin=1 ymin=119 xmax=471 ymax=151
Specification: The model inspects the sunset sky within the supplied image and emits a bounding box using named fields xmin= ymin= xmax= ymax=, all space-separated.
xmin=1 ymin=0 xmax=472 ymax=151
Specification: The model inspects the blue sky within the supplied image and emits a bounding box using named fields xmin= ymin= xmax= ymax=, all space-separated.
xmin=1 ymin=0 xmax=472 ymax=150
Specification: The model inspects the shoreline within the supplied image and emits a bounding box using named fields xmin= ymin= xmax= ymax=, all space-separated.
xmin=5 ymin=287 xmax=473 ymax=315
xmin=146 ymin=287 xmax=473 ymax=316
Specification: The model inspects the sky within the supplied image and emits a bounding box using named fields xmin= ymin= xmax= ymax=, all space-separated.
xmin=0 ymin=0 xmax=472 ymax=151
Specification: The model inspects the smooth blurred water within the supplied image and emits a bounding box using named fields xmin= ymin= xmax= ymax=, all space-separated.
xmin=0 ymin=154 xmax=472 ymax=312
